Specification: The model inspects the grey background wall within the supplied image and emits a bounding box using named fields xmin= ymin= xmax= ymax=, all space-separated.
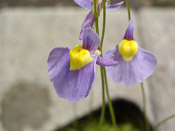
xmin=0 ymin=0 xmax=175 ymax=131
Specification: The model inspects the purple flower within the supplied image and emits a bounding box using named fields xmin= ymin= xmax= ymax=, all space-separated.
xmin=74 ymin=0 xmax=124 ymax=10
xmin=104 ymin=20 xmax=157 ymax=87
xmin=48 ymin=27 xmax=117 ymax=102
xmin=74 ymin=0 xmax=124 ymax=40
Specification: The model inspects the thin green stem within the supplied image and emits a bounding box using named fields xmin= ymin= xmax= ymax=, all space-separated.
xmin=153 ymin=114 xmax=175 ymax=131
xmin=141 ymin=83 xmax=149 ymax=131
xmin=125 ymin=0 xmax=131 ymax=21
xmin=100 ymin=0 xmax=106 ymax=48
xmin=99 ymin=65 xmax=106 ymax=126
xmin=103 ymin=67 xmax=117 ymax=128
xmin=100 ymin=0 xmax=117 ymax=128
xmin=93 ymin=0 xmax=115 ymax=128
xmin=94 ymin=0 xmax=99 ymax=35
xmin=97 ymin=0 xmax=107 ymax=126
xmin=93 ymin=0 xmax=105 ymax=126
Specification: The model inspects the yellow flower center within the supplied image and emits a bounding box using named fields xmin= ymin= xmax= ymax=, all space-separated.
xmin=118 ymin=39 xmax=138 ymax=62
xmin=69 ymin=45 xmax=93 ymax=70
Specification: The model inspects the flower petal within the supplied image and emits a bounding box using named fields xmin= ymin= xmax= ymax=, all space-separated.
xmin=104 ymin=46 xmax=157 ymax=86
xmin=96 ymin=56 xmax=118 ymax=66
xmin=48 ymin=47 xmax=70 ymax=82
xmin=79 ymin=10 xmax=95 ymax=40
xmin=124 ymin=20 xmax=134 ymax=40
xmin=48 ymin=47 xmax=96 ymax=102
xmin=82 ymin=27 xmax=100 ymax=53
xmin=106 ymin=1 xmax=124 ymax=11
xmin=74 ymin=0 xmax=92 ymax=9
xmin=56 ymin=60 xmax=96 ymax=102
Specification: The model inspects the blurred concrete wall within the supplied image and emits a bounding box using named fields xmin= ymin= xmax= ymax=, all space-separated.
xmin=0 ymin=1 xmax=175 ymax=131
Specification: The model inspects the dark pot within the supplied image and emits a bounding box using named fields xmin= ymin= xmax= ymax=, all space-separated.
xmin=57 ymin=98 xmax=153 ymax=131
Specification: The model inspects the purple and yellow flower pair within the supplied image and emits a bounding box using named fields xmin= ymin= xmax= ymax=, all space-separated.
xmin=47 ymin=1 xmax=157 ymax=102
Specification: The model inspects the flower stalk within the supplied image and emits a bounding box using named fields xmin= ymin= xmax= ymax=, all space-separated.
xmin=93 ymin=0 xmax=106 ymax=126
xmin=125 ymin=0 xmax=131 ymax=21
xmin=99 ymin=0 xmax=107 ymax=126
xmin=103 ymin=67 xmax=117 ymax=128
xmin=99 ymin=65 xmax=106 ymax=126
xmin=100 ymin=0 xmax=106 ymax=48
xmin=93 ymin=0 xmax=117 ymax=128
xmin=153 ymin=114 xmax=175 ymax=131
xmin=94 ymin=0 xmax=99 ymax=35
